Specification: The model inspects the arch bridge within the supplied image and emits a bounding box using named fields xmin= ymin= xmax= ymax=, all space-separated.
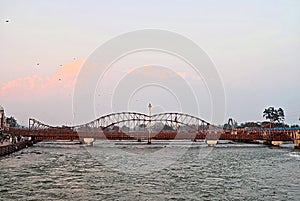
xmin=27 ymin=112 xmax=220 ymax=142
xmin=3 ymin=112 xmax=300 ymax=148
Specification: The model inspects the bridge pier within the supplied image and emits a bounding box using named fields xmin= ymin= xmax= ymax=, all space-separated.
xmin=294 ymin=140 xmax=300 ymax=149
xmin=271 ymin=141 xmax=283 ymax=146
xmin=83 ymin=138 xmax=95 ymax=146
xmin=205 ymin=130 xmax=219 ymax=146
xmin=293 ymin=131 xmax=300 ymax=149
xmin=264 ymin=140 xmax=283 ymax=147
xmin=206 ymin=140 xmax=218 ymax=146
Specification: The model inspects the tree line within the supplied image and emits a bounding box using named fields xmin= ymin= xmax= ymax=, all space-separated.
xmin=236 ymin=106 xmax=299 ymax=129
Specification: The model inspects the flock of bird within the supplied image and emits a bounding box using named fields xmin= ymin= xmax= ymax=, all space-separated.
xmin=4 ymin=18 xmax=79 ymax=82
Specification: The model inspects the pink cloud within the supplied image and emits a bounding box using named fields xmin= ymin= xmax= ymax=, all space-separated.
xmin=0 ymin=58 xmax=84 ymax=100
xmin=176 ymin=72 xmax=187 ymax=79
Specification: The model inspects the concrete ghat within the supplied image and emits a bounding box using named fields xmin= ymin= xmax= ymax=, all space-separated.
xmin=0 ymin=141 xmax=32 ymax=156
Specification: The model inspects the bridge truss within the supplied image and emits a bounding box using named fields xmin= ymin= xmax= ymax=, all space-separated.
xmin=72 ymin=112 xmax=216 ymax=131
xmin=27 ymin=112 xmax=221 ymax=141
xmin=23 ymin=112 xmax=299 ymax=144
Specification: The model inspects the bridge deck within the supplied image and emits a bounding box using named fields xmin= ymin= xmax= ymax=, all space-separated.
xmin=3 ymin=129 xmax=298 ymax=142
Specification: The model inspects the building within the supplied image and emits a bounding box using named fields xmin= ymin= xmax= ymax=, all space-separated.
xmin=0 ymin=105 xmax=5 ymax=130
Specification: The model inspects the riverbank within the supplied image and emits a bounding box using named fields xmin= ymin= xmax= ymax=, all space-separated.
xmin=0 ymin=141 xmax=33 ymax=156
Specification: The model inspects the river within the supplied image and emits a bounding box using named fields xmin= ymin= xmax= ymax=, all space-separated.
xmin=0 ymin=140 xmax=299 ymax=200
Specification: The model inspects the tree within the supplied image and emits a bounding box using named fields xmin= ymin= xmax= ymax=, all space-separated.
xmin=121 ymin=125 xmax=129 ymax=132
xmin=5 ymin=116 xmax=18 ymax=127
xmin=239 ymin=122 xmax=260 ymax=128
xmin=277 ymin=108 xmax=285 ymax=121
xmin=263 ymin=107 xmax=285 ymax=122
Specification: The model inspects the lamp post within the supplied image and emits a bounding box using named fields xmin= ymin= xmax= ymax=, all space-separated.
xmin=0 ymin=105 xmax=4 ymax=130
xmin=148 ymin=103 xmax=152 ymax=144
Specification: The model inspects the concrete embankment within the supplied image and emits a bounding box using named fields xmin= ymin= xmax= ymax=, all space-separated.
xmin=0 ymin=141 xmax=33 ymax=157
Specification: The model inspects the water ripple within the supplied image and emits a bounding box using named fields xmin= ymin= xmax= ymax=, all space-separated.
xmin=0 ymin=142 xmax=299 ymax=200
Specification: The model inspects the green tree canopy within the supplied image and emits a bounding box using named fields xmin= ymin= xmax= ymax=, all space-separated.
xmin=263 ymin=107 xmax=285 ymax=122
xmin=5 ymin=116 xmax=18 ymax=127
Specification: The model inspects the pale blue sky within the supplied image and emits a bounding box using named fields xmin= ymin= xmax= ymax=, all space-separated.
xmin=0 ymin=0 xmax=299 ymax=125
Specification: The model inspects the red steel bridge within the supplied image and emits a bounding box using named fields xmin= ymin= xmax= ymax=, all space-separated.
xmin=3 ymin=112 xmax=300 ymax=148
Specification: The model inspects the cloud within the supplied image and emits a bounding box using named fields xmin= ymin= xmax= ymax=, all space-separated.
xmin=0 ymin=58 xmax=84 ymax=100
xmin=122 ymin=66 xmax=192 ymax=80
xmin=176 ymin=72 xmax=187 ymax=79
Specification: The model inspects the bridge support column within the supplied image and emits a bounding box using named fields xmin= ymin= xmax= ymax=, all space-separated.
xmin=206 ymin=140 xmax=218 ymax=146
xmin=293 ymin=131 xmax=300 ymax=149
xmin=294 ymin=140 xmax=300 ymax=149
xmin=83 ymin=138 xmax=95 ymax=146
xmin=271 ymin=141 xmax=283 ymax=146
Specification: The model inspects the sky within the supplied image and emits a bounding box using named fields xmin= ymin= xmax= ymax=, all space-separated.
xmin=0 ymin=0 xmax=300 ymax=126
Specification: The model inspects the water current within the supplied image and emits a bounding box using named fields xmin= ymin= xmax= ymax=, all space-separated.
xmin=0 ymin=140 xmax=299 ymax=200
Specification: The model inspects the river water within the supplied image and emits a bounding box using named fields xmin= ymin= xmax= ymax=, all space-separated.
xmin=0 ymin=140 xmax=299 ymax=201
